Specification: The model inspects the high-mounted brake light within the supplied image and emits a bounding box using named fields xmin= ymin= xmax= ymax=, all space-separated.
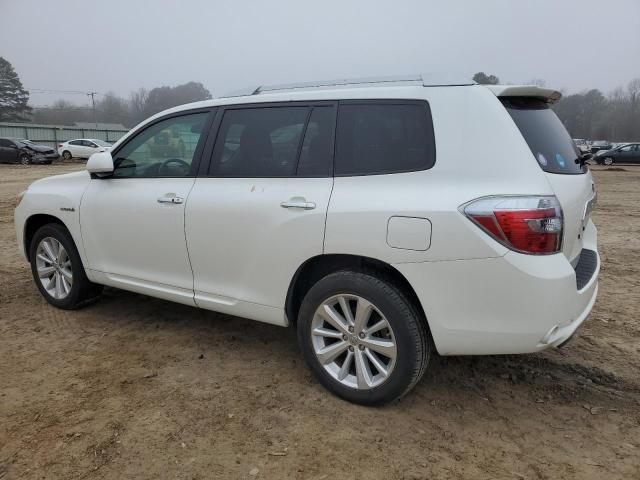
xmin=462 ymin=196 xmax=563 ymax=254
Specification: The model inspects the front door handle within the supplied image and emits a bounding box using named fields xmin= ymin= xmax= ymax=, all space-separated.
xmin=157 ymin=194 xmax=184 ymax=204
xmin=280 ymin=200 xmax=316 ymax=210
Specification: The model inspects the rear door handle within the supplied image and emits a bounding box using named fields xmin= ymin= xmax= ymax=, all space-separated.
xmin=157 ymin=194 xmax=184 ymax=204
xmin=280 ymin=200 xmax=316 ymax=210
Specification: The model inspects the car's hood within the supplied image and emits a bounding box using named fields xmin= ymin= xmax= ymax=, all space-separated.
xmin=29 ymin=169 xmax=90 ymax=190
xmin=596 ymin=148 xmax=615 ymax=156
xmin=24 ymin=144 xmax=53 ymax=152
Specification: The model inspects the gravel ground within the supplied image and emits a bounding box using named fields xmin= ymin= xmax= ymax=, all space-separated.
xmin=1 ymin=163 xmax=639 ymax=480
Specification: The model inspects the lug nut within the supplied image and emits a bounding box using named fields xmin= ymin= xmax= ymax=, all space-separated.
xmin=358 ymin=344 xmax=365 ymax=351
xmin=349 ymin=346 xmax=354 ymax=352
xmin=342 ymin=334 xmax=347 ymax=341
xmin=358 ymin=332 xmax=365 ymax=339
xmin=348 ymin=326 xmax=354 ymax=333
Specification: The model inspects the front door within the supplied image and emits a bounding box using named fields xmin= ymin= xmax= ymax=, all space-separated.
xmin=80 ymin=110 xmax=213 ymax=305
xmin=186 ymin=104 xmax=336 ymax=324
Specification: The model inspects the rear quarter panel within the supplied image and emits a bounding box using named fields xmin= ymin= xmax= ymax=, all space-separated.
xmin=324 ymin=85 xmax=555 ymax=264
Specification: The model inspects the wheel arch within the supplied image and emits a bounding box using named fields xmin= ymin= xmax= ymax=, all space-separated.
xmin=23 ymin=214 xmax=69 ymax=261
xmin=285 ymin=254 xmax=430 ymax=332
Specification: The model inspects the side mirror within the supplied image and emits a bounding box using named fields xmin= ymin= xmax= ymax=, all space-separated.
xmin=86 ymin=151 xmax=114 ymax=176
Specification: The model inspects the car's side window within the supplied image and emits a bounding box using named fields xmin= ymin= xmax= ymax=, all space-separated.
xmin=620 ymin=145 xmax=633 ymax=152
xmin=86 ymin=141 xmax=98 ymax=148
xmin=112 ymin=112 xmax=209 ymax=178
xmin=209 ymin=107 xmax=309 ymax=177
xmin=70 ymin=140 xmax=82 ymax=146
xmin=0 ymin=139 xmax=12 ymax=147
xmin=335 ymin=102 xmax=436 ymax=176
xmin=297 ymin=106 xmax=336 ymax=177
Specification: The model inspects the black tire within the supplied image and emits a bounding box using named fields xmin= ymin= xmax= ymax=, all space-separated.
xmin=19 ymin=154 xmax=31 ymax=165
xmin=62 ymin=150 xmax=72 ymax=160
xmin=297 ymin=270 xmax=430 ymax=405
xmin=29 ymin=223 xmax=103 ymax=309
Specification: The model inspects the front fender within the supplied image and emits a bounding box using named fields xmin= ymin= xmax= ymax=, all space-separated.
xmin=15 ymin=171 xmax=92 ymax=264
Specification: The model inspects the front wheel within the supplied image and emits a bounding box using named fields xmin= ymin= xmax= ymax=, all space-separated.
xmin=602 ymin=157 xmax=614 ymax=166
xmin=29 ymin=223 xmax=103 ymax=309
xmin=19 ymin=154 xmax=31 ymax=165
xmin=297 ymin=270 xmax=430 ymax=405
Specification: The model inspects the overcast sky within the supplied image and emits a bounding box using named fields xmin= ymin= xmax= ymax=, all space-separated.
xmin=1 ymin=0 xmax=639 ymax=107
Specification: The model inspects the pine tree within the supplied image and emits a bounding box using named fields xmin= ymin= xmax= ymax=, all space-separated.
xmin=0 ymin=57 xmax=31 ymax=121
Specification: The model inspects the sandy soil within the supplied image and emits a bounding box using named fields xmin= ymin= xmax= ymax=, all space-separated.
xmin=1 ymin=163 xmax=639 ymax=480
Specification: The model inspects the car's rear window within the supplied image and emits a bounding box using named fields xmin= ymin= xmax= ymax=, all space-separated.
xmin=502 ymin=97 xmax=586 ymax=175
xmin=335 ymin=102 xmax=435 ymax=176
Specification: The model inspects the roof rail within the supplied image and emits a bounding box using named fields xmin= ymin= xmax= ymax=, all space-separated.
xmin=222 ymin=73 xmax=474 ymax=98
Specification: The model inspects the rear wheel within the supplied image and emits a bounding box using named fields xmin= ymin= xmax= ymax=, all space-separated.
xmin=19 ymin=154 xmax=31 ymax=165
xmin=602 ymin=157 xmax=614 ymax=166
xmin=29 ymin=223 xmax=102 ymax=309
xmin=62 ymin=150 xmax=72 ymax=160
xmin=298 ymin=270 xmax=430 ymax=405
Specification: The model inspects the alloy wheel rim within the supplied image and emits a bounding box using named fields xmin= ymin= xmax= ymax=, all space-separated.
xmin=604 ymin=157 xmax=613 ymax=165
xmin=35 ymin=237 xmax=73 ymax=299
xmin=20 ymin=156 xmax=29 ymax=165
xmin=311 ymin=294 xmax=397 ymax=390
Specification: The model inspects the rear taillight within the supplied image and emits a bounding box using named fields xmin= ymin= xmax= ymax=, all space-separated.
xmin=58 ymin=144 xmax=63 ymax=148
xmin=462 ymin=196 xmax=563 ymax=254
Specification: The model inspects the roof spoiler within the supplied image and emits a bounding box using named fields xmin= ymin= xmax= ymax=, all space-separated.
xmin=485 ymin=85 xmax=562 ymax=104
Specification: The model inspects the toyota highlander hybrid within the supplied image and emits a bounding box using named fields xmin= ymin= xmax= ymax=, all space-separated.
xmin=14 ymin=75 xmax=599 ymax=405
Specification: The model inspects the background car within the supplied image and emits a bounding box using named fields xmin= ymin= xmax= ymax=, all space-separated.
xmin=595 ymin=143 xmax=640 ymax=165
xmin=0 ymin=137 xmax=59 ymax=165
xmin=58 ymin=139 xmax=112 ymax=160
xmin=573 ymin=138 xmax=591 ymax=154
xmin=590 ymin=140 xmax=613 ymax=153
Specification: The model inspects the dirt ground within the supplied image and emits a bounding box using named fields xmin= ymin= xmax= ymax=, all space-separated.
xmin=1 ymin=163 xmax=639 ymax=480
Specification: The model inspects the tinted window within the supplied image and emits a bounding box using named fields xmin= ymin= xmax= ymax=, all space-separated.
xmin=502 ymin=97 xmax=586 ymax=175
xmin=297 ymin=106 xmax=335 ymax=177
xmin=210 ymin=107 xmax=308 ymax=177
xmin=69 ymin=140 xmax=83 ymax=146
xmin=0 ymin=139 xmax=13 ymax=147
xmin=112 ymin=112 xmax=208 ymax=178
xmin=334 ymin=103 xmax=435 ymax=176
xmin=620 ymin=144 xmax=634 ymax=152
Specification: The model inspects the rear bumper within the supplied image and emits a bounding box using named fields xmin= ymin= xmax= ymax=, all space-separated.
xmin=395 ymin=220 xmax=599 ymax=355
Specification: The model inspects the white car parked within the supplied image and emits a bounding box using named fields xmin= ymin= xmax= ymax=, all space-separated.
xmin=58 ymin=139 xmax=112 ymax=160
xmin=15 ymin=76 xmax=599 ymax=405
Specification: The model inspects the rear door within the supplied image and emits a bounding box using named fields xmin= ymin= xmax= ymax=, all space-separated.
xmin=185 ymin=102 xmax=336 ymax=325
xmin=502 ymin=97 xmax=595 ymax=263
xmin=68 ymin=140 xmax=83 ymax=157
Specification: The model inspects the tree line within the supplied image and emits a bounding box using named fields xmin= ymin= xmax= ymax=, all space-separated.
xmin=31 ymin=82 xmax=212 ymax=128
xmin=0 ymin=56 xmax=212 ymax=128
xmin=1 ymin=58 xmax=638 ymax=141
xmin=473 ymin=72 xmax=640 ymax=142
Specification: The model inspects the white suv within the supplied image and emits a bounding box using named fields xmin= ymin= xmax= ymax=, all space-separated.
xmin=14 ymin=76 xmax=599 ymax=405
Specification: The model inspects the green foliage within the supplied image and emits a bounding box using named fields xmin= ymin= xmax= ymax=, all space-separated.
xmin=473 ymin=72 xmax=500 ymax=85
xmin=0 ymin=56 xmax=31 ymax=121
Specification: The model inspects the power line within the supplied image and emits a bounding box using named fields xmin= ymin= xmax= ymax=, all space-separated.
xmin=26 ymin=88 xmax=100 ymax=96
